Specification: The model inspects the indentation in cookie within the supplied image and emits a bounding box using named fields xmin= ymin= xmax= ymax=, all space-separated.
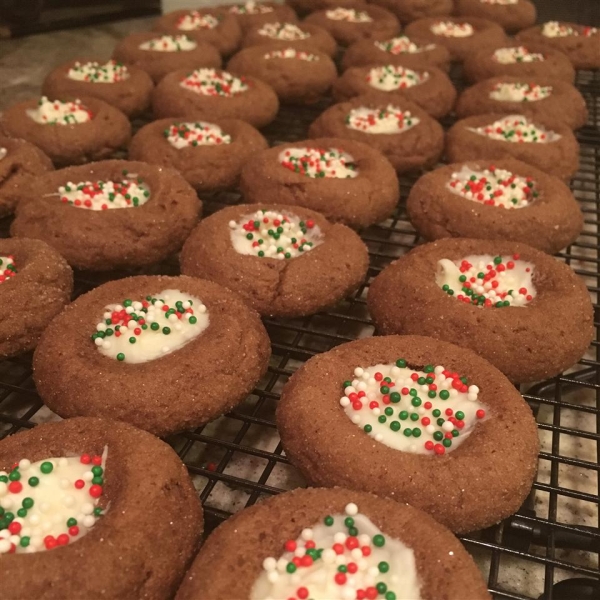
xmin=139 ymin=34 xmax=197 ymax=52
xmin=278 ymin=147 xmax=358 ymax=179
xmin=437 ymin=254 xmax=536 ymax=307
xmin=447 ymin=165 xmax=537 ymax=208
xmin=229 ymin=209 xmax=322 ymax=259
xmin=469 ymin=115 xmax=560 ymax=143
xmin=263 ymin=48 xmax=319 ymax=61
xmin=92 ymin=290 xmax=208 ymax=363
xmin=229 ymin=1 xmax=274 ymax=14
xmin=27 ymin=97 xmax=93 ymax=125
xmin=367 ymin=65 xmax=429 ymax=92
xmin=374 ymin=36 xmax=435 ymax=55
xmin=325 ymin=8 xmax=373 ymax=23
xmin=67 ymin=60 xmax=130 ymax=83
xmin=345 ymin=105 xmax=419 ymax=134
xmin=258 ymin=22 xmax=310 ymax=40
xmin=492 ymin=46 xmax=545 ymax=64
xmin=164 ymin=121 xmax=232 ymax=148
xmin=180 ymin=69 xmax=249 ymax=96
xmin=489 ymin=82 xmax=552 ymax=102
xmin=430 ymin=21 xmax=474 ymax=37
xmin=251 ymin=502 xmax=421 ymax=599
xmin=0 ymin=254 xmax=16 ymax=283
xmin=0 ymin=451 xmax=106 ymax=554
xmin=176 ymin=11 xmax=221 ymax=31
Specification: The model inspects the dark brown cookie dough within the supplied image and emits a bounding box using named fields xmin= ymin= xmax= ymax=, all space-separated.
xmin=0 ymin=238 xmax=72 ymax=358
xmin=33 ymin=275 xmax=270 ymax=436
xmin=153 ymin=9 xmax=242 ymax=56
xmin=368 ymin=0 xmax=453 ymax=23
xmin=308 ymin=95 xmax=444 ymax=173
xmin=455 ymin=0 xmax=536 ymax=34
xmin=455 ymin=76 xmax=588 ymax=130
xmin=277 ymin=335 xmax=539 ymax=532
xmin=219 ymin=1 xmax=298 ymax=31
xmin=0 ymin=96 xmax=131 ymax=168
xmin=41 ymin=58 xmax=154 ymax=118
xmin=180 ymin=204 xmax=369 ymax=317
xmin=516 ymin=22 xmax=600 ymax=70
xmin=227 ymin=45 xmax=336 ymax=103
xmin=463 ymin=42 xmax=576 ymax=83
xmin=406 ymin=158 xmax=583 ymax=254
xmin=304 ymin=4 xmax=400 ymax=47
xmin=286 ymin=0 xmax=366 ymax=17
xmin=112 ymin=32 xmax=222 ymax=83
xmin=10 ymin=159 xmax=201 ymax=271
xmin=0 ymin=417 xmax=203 ymax=599
xmin=176 ymin=487 xmax=491 ymax=600
xmin=405 ymin=16 xmax=506 ymax=62
xmin=129 ymin=117 xmax=268 ymax=193
xmin=152 ymin=68 xmax=279 ymax=128
xmin=333 ymin=64 xmax=456 ymax=118
xmin=0 ymin=137 xmax=53 ymax=217
xmin=368 ymin=239 xmax=594 ymax=383
xmin=445 ymin=113 xmax=580 ymax=180
xmin=240 ymin=138 xmax=399 ymax=228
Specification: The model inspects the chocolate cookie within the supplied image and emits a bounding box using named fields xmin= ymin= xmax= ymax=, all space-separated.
xmin=406 ymin=159 xmax=583 ymax=254
xmin=516 ymin=21 xmax=600 ymax=70
xmin=239 ymin=138 xmax=399 ymax=228
xmin=227 ymin=45 xmax=337 ymax=104
xmin=221 ymin=1 xmax=298 ymax=31
xmin=241 ymin=21 xmax=337 ymax=57
xmin=368 ymin=0 xmax=453 ymax=23
xmin=33 ymin=275 xmax=270 ymax=435
xmin=180 ymin=204 xmax=369 ymax=317
xmin=0 ymin=238 xmax=72 ymax=358
xmin=112 ymin=32 xmax=222 ymax=83
xmin=333 ymin=64 xmax=456 ymax=118
xmin=0 ymin=417 xmax=203 ymax=598
xmin=404 ymin=16 xmax=506 ymax=62
xmin=0 ymin=138 xmax=53 ymax=218
xmin=42 ymin=59 xmax=154 ymax=118
xmin=455 ymin=0 xmax=536 ymax=34
xmin=0 ymin=96 xmax=131 ymax=168
xmin=286 ymin=0 xmax=366 ymax=17
xmin=463 ymin=42 xmax=576 ymax=83
xmin=152 ymin=68 xmax=279 ymax=128
xmin=153 ymin=9 xmax=242 ymax=56
xmin=341 ymin=34 xmax=451 ymax=72
xmin=129 ymin=118 xmax=268 ymax=193
xmin=277 ymin=335 xmax=539 ymax=532
xmin=445 ymin=113 xmax=580 ymax=180
xmin=176 ymin=487 xmax=490 ymax=600
xmin=455 ymin=76 xmax=588 ymax=130
xmin=10 ymin=160 xmax=200 ymax=271
xmin=304 ymin=5 xmax=400 ymax=47
xmin=308 ymin=95 xmax=444 ymax=173
xmin=368 ymin=239 xmax=594 ymax=383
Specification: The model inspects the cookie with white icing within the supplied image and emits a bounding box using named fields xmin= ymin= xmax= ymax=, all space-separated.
xmin=406 ymin=158 xmax=583 ymax=254
xmin=308 ymin=95 xmax=444 ymax=173
xmin=180 ymin=204 xmax=369 ymax=317
xmin=0 ymin=96 xmax=130 ymax=168
xmin=152 ymin=68 xmax=279 ymax=128
xmin=239 ymin=138 xmax=399 ymax=228
xmin=455 ymin=0 xmax=536 ymax=34
xmin=175 ymin=488 xmax=490 ymax=600
xmin=445 ymin=113 xmax=580 ymax=180
xmin=368 ymin=0 xmax=453 ymax=23
xmin=33 ymin=276 xmax=270 ymax=435
xmin=10 ymin=160 xmax=200 ymax=271
xmin=0 ymin=417 xmax=202 ymax=597
xmin=42 ymin=58 xmax=154 ymax=117
xmin=220 ymin=1 xmax=298 ymax=31
xmin=286 ymin=0 xmax=367 ymax=17
xmin=368 ymin=239 xmax=594 ymax=383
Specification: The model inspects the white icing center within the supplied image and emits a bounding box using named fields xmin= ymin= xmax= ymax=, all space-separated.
xmin=177 ymin=11 xmax=220 ymax=31
xmin=542 ymin=21 xmax=575 ymax=38
xmin=489 ymin=82 xmax=552 ymax=102
xmin=325 ymin=8 xmax=372 ymax=23
xmin=0 ymin=148 xmax=6 ymax=161
xmin=27 ymin=97 xmax=92 ymax=125
xmin=139 ymin=34 xmax=197 ymax=51
xmin=367 ymin=65 xmax=428 ymax=91
xmin=263 ymin=48 xmax=319 ymax=61
xmin=0 ymin=255 xmax=17 ymax=284
xmin=229 ymin=1 xmax=274 ymax=14
xmin=374 ymin=36 xmax=435 ymax=55
xmin=258 ymin=22 xmax=310 ymax=40
xmin=251 ymin=505 xmax=422 ymax=600
xmin=346 ymin=105 xmax=419 ymax=135
xmin=57 ymin=176 xmax=150 ymax=210
xmin=164 ymin=121 xmax=232 ymax=148
xmin=437 ymin=254 xmax=536 ymax=307
xmin=492 ymin=46 xmax=545 ymax=64
xmin=469 ymin=114 xmax=560 ymax=143
xmin=0 ymin=451 xmax=106 ymax=554
xmin=67 ymin=60 xmax=129 ymax=83
xmin=229 ymin=209 xmax=323 ymax=260
xmin=278 ymin=147 xmax=358 ymax=179
xmin=431 ymin=21 xmax=474 ymax=37
xmin=180 ymin=69 xmax=249 ymax=97
xmin=93 ymin=290 xmax=209 ymax=364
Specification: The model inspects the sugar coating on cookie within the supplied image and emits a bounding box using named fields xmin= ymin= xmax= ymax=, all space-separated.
xmin=340 ymin=360 xmax=487 ymax=455
xmin=229 ymin=209 xmax=323 ymax=259
xmin=0 ymin=451 xmax=106 ymax=554
xmin=345 ymin=105 xmax=420 ymax=134
xmin=164 ymin=122 xmax=232 ymax=148
xmin=542 ymin=21 xmax=597 ymax=38
xmin=263 ymin=48 xmax=319 ymax=61
xmin=27 ymin=96 xmax=93 ymax=125
xmin=251 ymin=502 xmax=421 ymax=599
xmin=430 ymin=21 xmax=474 ymax=37
xmin=0 ymin=147 xmax=6 ymax=160
xmin=278 ymin=147 xmax=358 ymax=179
xmin=92 ymin=290 xmax=208 ymax=363
xmin=180 ymin=69 xmax=249 ymax=96
xmin=447 ymin=165 xmax=537 ymax=208
xmin=229 ymin=1 xmax=274 ymax=14
xmin=489 ymin=82 xmax=552 ymax=102
xmin=258 ymin=22 xmax=310 ymax=40
xmin=374 ymin=36 xmax=435 ymax=55
xmin=176 ymin=11 xmax=220 ymax=31
xmin=58 ymin=174 xmax=150 ymax=210
xmin=469 ymin=115 xmax=560 ymax=143
xmin=139 ymin=34 xmax=197 ymax=51
xmin=437 ymin=254 xmax=536 ymax=307
xmin=492 ymin=46 xmax=545 ymax=64
xmin=325 ymin=8 xmax=372 ymax=23
xmin=0 ymin=254 xmax=17 ymax=283
xmin=67 ymin=60 xmax=130 ymax=83
xmin=367 ymin=65 xmax=429 ymax=91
